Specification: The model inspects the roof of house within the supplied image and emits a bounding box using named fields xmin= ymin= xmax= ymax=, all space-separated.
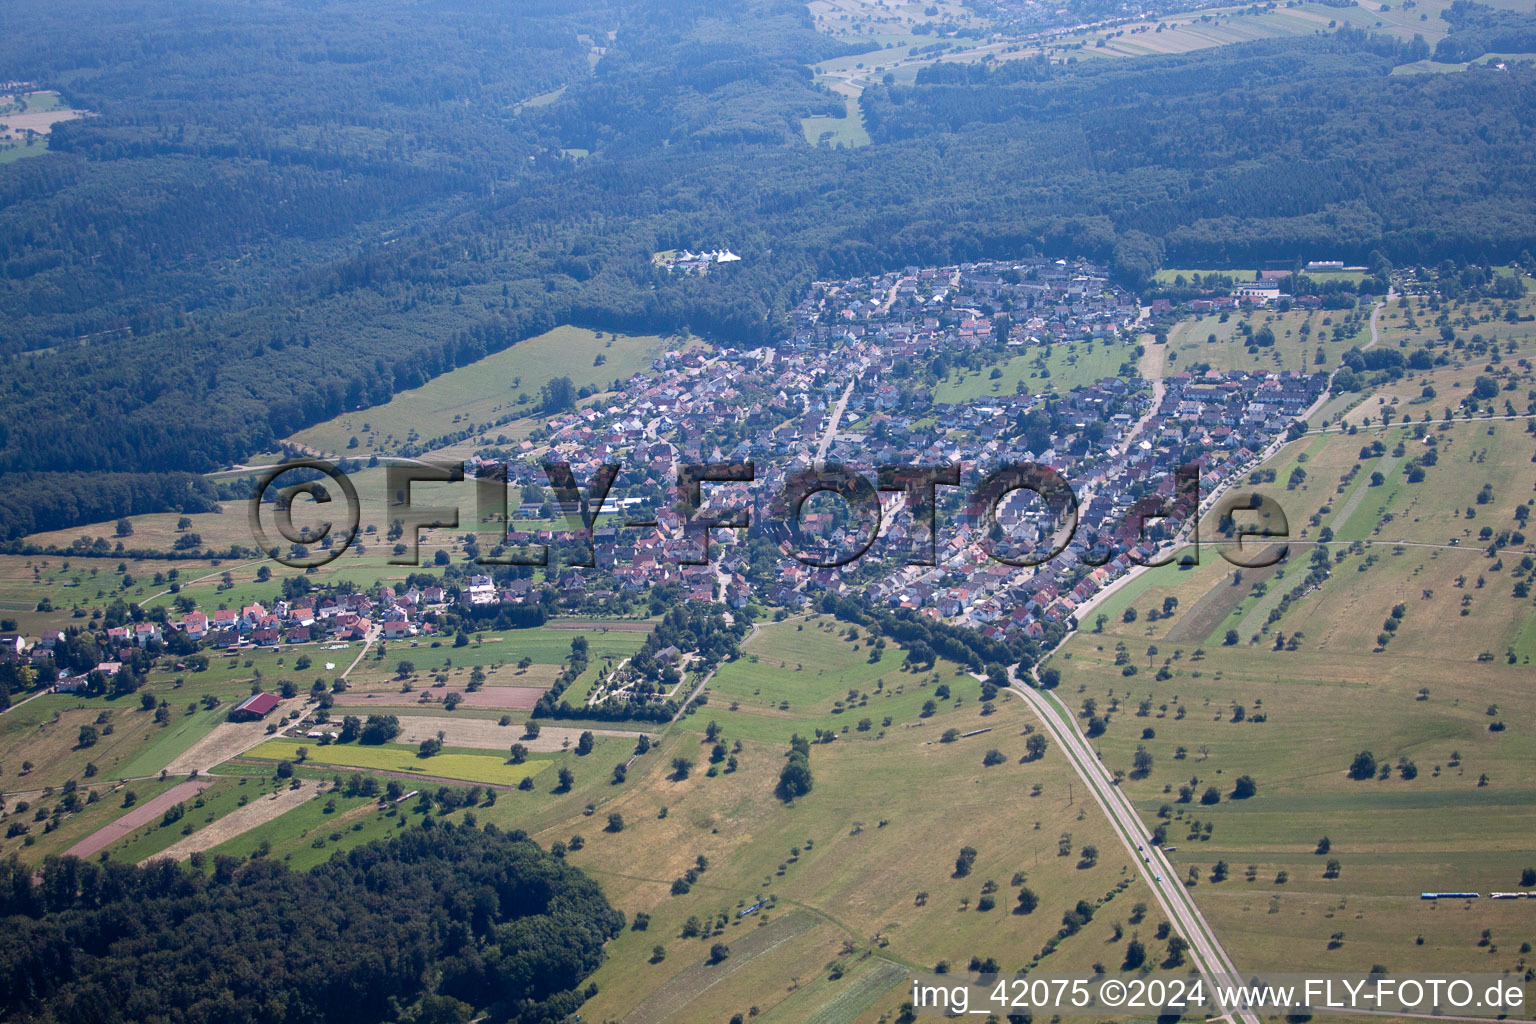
xmin=234 ymin=692 xmax=281 ymax=716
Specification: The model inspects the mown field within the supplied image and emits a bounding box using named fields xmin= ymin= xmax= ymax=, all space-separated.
xmin=1052 ymin=402 xmax=1536 ymax=978
xmin=1164 ymin=304 xmax=1355 ymax=376
xmin=241 ymin=737 xmax=553 ymax=787
xmin=933 ymin=335 xmax=1137 ymax=405
xmin=288 ymin=324 xmax=672 ymax=456
xmin=563 ymin=615 xmax=1183 ymax=1024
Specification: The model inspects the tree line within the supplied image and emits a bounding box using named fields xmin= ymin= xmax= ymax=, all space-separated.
xmin=0 ymin=822 xmax=623 ymax=1024
xmin=4 ymin=1 xmax=1536 ymax=535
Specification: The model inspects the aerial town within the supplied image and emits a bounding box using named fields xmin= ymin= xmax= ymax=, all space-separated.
xmin=0 ymin=257 xmax=1332 ymax=695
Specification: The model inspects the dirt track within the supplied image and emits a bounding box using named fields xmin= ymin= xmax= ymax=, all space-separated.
xmin=164 ymin=698 xmax=302 ymax=773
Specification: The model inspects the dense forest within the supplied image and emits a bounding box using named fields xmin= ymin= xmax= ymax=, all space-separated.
xmin=1434 ymin=0 xmax=1536 ymax=61
xmin=1 ymin=0 xmax=1535 ymax=533
xmin=0 ymin=823 xmax=623 ymax=1024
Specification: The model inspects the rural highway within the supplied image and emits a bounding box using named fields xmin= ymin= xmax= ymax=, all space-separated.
xmin=1008 ymin=669 xmax=1263 ymax=1024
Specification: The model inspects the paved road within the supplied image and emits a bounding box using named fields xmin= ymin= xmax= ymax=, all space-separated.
xmin=1007 ymin=670 xmax=1262 ymax=1024
xmin=814 ymin=378 xmax=857 ymax=466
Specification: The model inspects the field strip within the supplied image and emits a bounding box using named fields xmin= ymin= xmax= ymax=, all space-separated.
xmin=1164 ymin=546 xmax=1284 ymax=643
xmin=393 ymin=716 xmax=645 ymax=752
xmin=800 ymin=958 xmax=908 ymax=1024
xmin=63 ymin=778 xmax=214 ymax=860
xmin=621 ymin=910 xmax=821 ymax=1024
xmin=140 ymin=781 xmax=317 ymax=865
xmin=544 ymin=620 xmax=655 ymax=632
xmin=1332 ymin=454 xmax=1402 ymax=538
xmin=163 ymin=698 xmax=304 ymax=774
xmin=332 ymin=686 xmax=544 ymax=710
xmin=238 ymin=738 xmax=548 ymax=788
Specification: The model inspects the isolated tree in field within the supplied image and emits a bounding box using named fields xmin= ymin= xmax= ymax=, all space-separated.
xmin=982 ymin=748 xmax=1005 ymax=766
xmin=1224 ymin=629 xmax=1240 ymax=646
xmin=1024 ymin=733 xmax=1048 ymax=761
xmin=1522 ymin=867 xmax=1536 ymax=887
xmin=508 ymin=743 xmax=528 ymax=764
xmin=1211 ymin=860 xmax=1229 ymax=882
xmin=395 ymin=660 xmax=414 ymax=679
xmin=1232 ymin=775 xmax=1257 ymax=799
xmin=576 ymin=731 xmax=594 ymax=755
xmin=1200 ymin=786 xmax=1220 ymax=805
xmin=524 ymin=721 xmax=541 ymax=740
xmin=1324 ymin=858 xmax=1341 ymax=878
xmin=442 ymin=692 xmax=462 ymax=711
xmin=77 ymin=725 xmax=98 ymax=748
xmin=671 ymin=756 xmax=693 ymax=780
xmin=541 ymin=376 xmax=577 ymax=413
xmin=606 ymin=812 xmax=624 ymax=832
xmin=611 ymin=762 xmax=627 ymax=784
xmin=954 ymin=846 xmax=978 ymax=878
xmin=1164 ymin=936 xmax=1189 ymax=968
xmin=1122 ymin=939 xmax=1147 ymax=970
xmin=1132 ymin=745 xmax=1153 ymax=778
xmin=1348 ymin=750 xmax=1377 ymax=780
xmin=708 ymin=943 xmax=730 ymax=965
xmin=1315 ymin=836 xmax=1331 ymax=854
xmin=777 ymin=737 xmax=813 ymax=801
xmin=1015 ymin=886 xmax=1038 ymax=914
xmin=555 ymin=766 xmax=575 ymax=792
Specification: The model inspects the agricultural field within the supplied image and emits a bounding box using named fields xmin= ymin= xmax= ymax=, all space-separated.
xmin=1155 ymin=268 xmax=1372 ymax=288
xmin=806 ymin=0 xmax=983 ymax=46
xmin=800 ymin=103 xmax=870 ymax=148
xmin=1164 ymin=304 xmax=1354 ymax=376
xmin=0 ymin=89 xmax=88 ymax=162
xmin=555 ymin=615 xmax=1183 ymax=1024
xmin=0 ymin=774 xmax=187 ymax=864
xmin=287 ymin=324 xmax=675 ymax=457
xmin=240 ymin=737 xmax=554 ymax=787
xmin=934 ymin=335 xmax=1138 ymax=404
xmin=1051 ymin=405 xmax=1536 ymax=977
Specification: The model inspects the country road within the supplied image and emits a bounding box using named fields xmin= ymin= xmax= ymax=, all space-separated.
xmin=1007 ymin=670 xmax=1263 ymax=1024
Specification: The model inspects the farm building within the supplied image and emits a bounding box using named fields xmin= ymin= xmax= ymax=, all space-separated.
xmin=230 ymin=692 xmax=281 ymax=721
